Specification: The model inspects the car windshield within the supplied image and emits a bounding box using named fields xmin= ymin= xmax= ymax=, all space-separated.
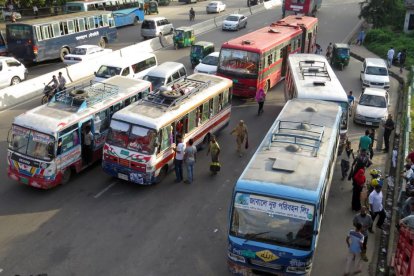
xmin=143 ymin=75 xmax=165 ymax=91
xmin=218 ymin=48 xmax=259 ymax=77
xmin=96 ymin=65 xmax=122 ymax=79
xmin=230 ymin=193 xmax=315 ymax=251
xmin=337 ymin=48 xmax=349 ymax=56
xmin=142 ymin=20 xmax=155 ymax=29
xmin=202 ymin=55 xmax=218 ymax=66
xmin=366 ymin=66 xmax=388 ymax=76
xmin=226 ymin=16 xmax=239 ymax=21
xmin=9 ymin=125 xmax=55 ymax=161
xmin=359 ymin=94 xmax=386 ymax=108
xmin=107 ymin=120 xmax=158 ymax=155
xmin=73 ymin=48 xmax=87 ymax=55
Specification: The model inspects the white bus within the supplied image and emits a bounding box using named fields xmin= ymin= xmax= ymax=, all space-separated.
xmin=7 ymin=76 xmax=151 ymax=189
xmin=284 ymin=53 xmax=348 ymax=137
xmin=228 ymin=99 xmax=342 ymax=275
xmin=102 ymin=73 xmax=233 ymax=185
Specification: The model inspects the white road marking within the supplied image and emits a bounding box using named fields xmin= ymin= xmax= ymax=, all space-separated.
xmin=94 ymin=182 xmax=116 ymax=199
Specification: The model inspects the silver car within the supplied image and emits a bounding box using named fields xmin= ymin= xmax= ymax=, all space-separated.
xmin=222 ymin=14 xmax=247 ymax=31
xmin=206 ymin=1 xmax=226 ymax=13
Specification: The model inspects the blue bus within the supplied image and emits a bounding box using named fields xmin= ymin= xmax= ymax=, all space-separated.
xmin=6 ymin=11 xmax=117 ymax=63
xmin=65 ymin=0 xmax=145 ymax=27
xmin=227 ymin=99 xmax=341 ymax=275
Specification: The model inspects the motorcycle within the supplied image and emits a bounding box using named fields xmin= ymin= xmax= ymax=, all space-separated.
xmin=41 ymin=84 xmax=56 ymax=104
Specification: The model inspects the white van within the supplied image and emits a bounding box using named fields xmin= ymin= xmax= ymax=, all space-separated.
xmin=143 ymin=62 xmax=187 ymax=91
xmin=94 ymin=53 xmax=157 ymax=82
xmin=141 ymin=17 xmax=174 ymax=39
xmin=360 ymin=58 xmax=390 ymax=90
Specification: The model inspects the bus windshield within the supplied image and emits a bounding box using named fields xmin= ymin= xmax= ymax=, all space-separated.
xmin=9 ymin=125 xmax=55 ymax=161
xmin=230 ymin=193 xmax=315 ymax=251
xmin=107 ymin=120 xmax=157 ymax=155
xmin=96 ymin=65 xmax=122 ymax=79
xmin=7 ymin=25 xmax=32 ymax=40
xmin=218 ymin=48 xmax=259 ymax=77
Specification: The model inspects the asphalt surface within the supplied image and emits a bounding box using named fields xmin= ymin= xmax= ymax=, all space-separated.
xmin=0 ymin=0 xmax=392 ymax=275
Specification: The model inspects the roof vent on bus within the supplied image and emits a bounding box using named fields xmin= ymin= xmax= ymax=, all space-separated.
xmin=285 ymin=144 xmax=301 ymax=153
xmin=304 ymin=60 xmax=315 ymax=64
xmin=268 ymin=28 xmax=281 ymax=33
xmin=307 ymin=67 xmax=319 ymax=73
xmin=305 ymin=106 xmax=318 ymax=112
xmin=296 ymin=122 xmax=311 ymax=131
xmin=242 ymin=40 xmax=254 ymax=45
xmin=271 ymin=157 xmax=297 ymax=172
xmin=313 ymin=81 xmax=326 ymax=86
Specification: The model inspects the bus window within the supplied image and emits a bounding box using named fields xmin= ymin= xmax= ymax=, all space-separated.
xmin=102 ymin=14 xmax=110 ymax=26
xmin=212 ymin=96 xmax=219 ymax=116
xmin=78 ymin=19 xmax=86 ymax=32
xmin=88 ymin=17 xmax=95 ymax=30
xmin=222 ymin=89 xmax=229 ymax=107
xmin=187 ymin=109 xmax=197 ymax=132
xmin=67 ymin=20 xmax=75 ymax=34
xmin=201 ymin=102 xmax=209 ymax=123
xmin=110 ymin=103 xmax=121 ymax=115
xmin=34 ymin=26 xmax=42 ymax=41
xmin=122 ymin=67 xmax=130 ymax=76
xmin=52 ymin=23 xmax=61 ymax=37
xmin=41 ymin=25 xmax=51 ymax=40
xmin=60 ymin=22 xmax=68 ymax=35
xmin=160 ymin=125 xmax=172 ymax=151
xmin=58 ymin=130 xmax=80 ymax=155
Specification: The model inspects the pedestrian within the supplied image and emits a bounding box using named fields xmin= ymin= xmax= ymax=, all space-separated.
xmin=347 ymin=91 xmax=355 ymax=116
xmin=341 ymin=139 xmax=354 ymax=180
xmin=11 ymin=12 xmax=16 ymax=23
xmin=368 ymin=185 xmax=386 ymax=231
xmin=383 ymin=114 xmax=395 ymax=152
xmin=314 ymin=44 xmax=323 ymax=55
xmin=325 ymin=42 xmax=333 ymax=60
xmin=207 ymin=135 xmax=221 ymax=175
xmin=33 ymin=5 xmax=39 ymax=18
xmin=58 ymin=72 xmax=66 ymax=92
xmin=353 ymin=206 xmax=373 ymax=262
xmin=356 ymin=29 xmax=365 ymax=46
xmin=399 ymin=49 xmax=407 ymax=73
xmin=173 ymin=135 xmax=185 ymax=183
xmin=368 ymin=128 xmax=375 ymax=159
xmin=344 ymin=222 xmax=364 ymax=276
xmin=352 ymin=168 xmax=366 ymax=212
xmin=386 ymin=47 xmax=394 ymax=68
xmin=358 ymin=129 xmax=372 ymax=153
xmin=349 ymin=149 xmax=372 ymax=180
xmin=231 ymin=120 xmax=248 ymax=157
xmin=255 ymin=88 xmax=265 ymax=115
xmin=82 ymin=125 xmax=93 ymax=165
xmin=184 ymin=138 xmax=196 ymax=184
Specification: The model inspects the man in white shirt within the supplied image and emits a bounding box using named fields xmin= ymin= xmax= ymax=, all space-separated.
xmin=387 ymin=47 xmax=395 ymax=68
xmin=58 ymin=72 xmax=66 ymax=92
xmin=173 ymin=135 xmax=185 ymax=183
xmin=368 ymin=185 xmax=386 ymax=231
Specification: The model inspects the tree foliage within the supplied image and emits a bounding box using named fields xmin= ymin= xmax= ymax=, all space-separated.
xmin=359 ymin=0 xmax=406 ymax=29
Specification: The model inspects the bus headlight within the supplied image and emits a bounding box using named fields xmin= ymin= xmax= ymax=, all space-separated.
xmin=228 ymin=252 xmax=246 ymax=263
xmin=146 ymin=163 xmax=155 ymax=172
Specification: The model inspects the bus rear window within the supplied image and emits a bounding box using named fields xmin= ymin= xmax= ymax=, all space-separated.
xmin=142 ymin=20 xmax=156 ymax=29
xmin=7 ymin=25 xmax=32 ymax=40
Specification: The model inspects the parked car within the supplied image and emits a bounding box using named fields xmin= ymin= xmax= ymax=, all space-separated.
xmin=0 ymin=8 xmax=21 ymax=21
xmin=354 ymin=87 xmax=389 ymax=126
xmin=63 ymin=45 xmax=113 ymax=65
xmin=0 ymin=57 xmax=27 ymax=88
xmin=206 ymin=1 xmax=226 ymax=13
xmin=194 ymin=52 xmax=219 ymax=74
xmin=141 ymin=17 xmax=174 ymax=39
xmin=360 ymin=58 xmax=390 ymax=90
xmin=222 ymin=14 xmax=247 ymax=31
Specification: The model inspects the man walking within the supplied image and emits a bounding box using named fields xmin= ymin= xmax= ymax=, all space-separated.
xmin=359 ymin=129 xmax=372 ymax=153
xmin=173 ymin=135 xmax=185 ymax=183
xmin=231 ymin=120 xmax=248 ymax=157
xmin=369 ymin=185 xmax=386 ymax=231
xmin=255 ymin=88 xmax=265 ymax=116
xmin=399 ymin=49 xmax=407 ymax=73
xmin=353 ymin=206 xmax=373 ymax=262
xmin=58 ymin=72 xmax=66 ymax=92
xmin=33 ymin=5 xmax=39 ymax=18
xmin=184 ymin=138 xmax=196 ymax=184
xmin=383 ymin=114 xmax=395 ymax=152
xmin=345 ymin=223 xmax=364 ymax=276
xmin=387 ymin=47 xmax=395 ymax=68
xmin=325 ymin=42 xmax=333 ymax=60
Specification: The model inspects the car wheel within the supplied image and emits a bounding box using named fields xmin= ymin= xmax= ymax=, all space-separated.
xmin=60 ymin=48 xmax=70 ymax=62
xmin=244 ymin=22 xmax=247 ymax=28
xmin=98 ymin=38 xmax=106 ymax=48
xmin=10 ymin=76 xmax=21 ymax=86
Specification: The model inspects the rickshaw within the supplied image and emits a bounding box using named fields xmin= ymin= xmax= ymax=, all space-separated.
xmin=144 ymin=0 xmax=159 ymax=14
xmin=190 ymin=41 xmax=215 ymax=68
xmin=158 ymin=0 xmax=171 ymax=6
xmin=173 ymin=27 xmax=195 ymax=49
xmin=330 ymin=43 xmax=350 ymax=70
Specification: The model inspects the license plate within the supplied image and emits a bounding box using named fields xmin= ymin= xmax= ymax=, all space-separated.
xmin=366 ymin=122 xmax=372 ymax=125
xmin=20 ymin=177 xmax=29 ymax=185
xmin=118 ymin=173 xmax=129 ymax=181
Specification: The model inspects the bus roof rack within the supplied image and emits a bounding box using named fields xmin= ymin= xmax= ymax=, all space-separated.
xmin=142 ymin=78 xmax=211 ymax=111
xmin=299 ymin=60 xmax=331 ymax=81
xmin=270 ymin=120 xmax=325 ymax=156
xmin=49 ymin=81 xmax=119 ymax=112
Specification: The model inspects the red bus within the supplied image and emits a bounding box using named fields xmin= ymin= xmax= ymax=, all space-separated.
xmin=217 ymin=16 xmax=318 ymax=97
xmin=283 ymin=0 xmax=322 ymax=16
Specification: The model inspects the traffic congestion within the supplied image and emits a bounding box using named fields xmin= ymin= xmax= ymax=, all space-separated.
xmin=0 ymin=0 xmax=400 ymax=275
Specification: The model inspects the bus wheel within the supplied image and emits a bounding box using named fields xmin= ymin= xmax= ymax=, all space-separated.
xmin=60 ymin=48 xmax=69 ymax=62
xmin=61 ymin=168 xmax=72 ymax=185
xmin=133 ymin=17 xmax=139 ymax=25
xmin=263 ymin=80 xmax=270 ymax=94
xmin=99 ymin=38 xmax=106 ymax=48
xmin=156 ymin=165 xmax=168 ymax=184
xmin=198 ymin=133 xmax=211 ymax=150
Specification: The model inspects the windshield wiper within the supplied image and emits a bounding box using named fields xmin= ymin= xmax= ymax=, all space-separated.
xmin=243 ymin=231 xmax=270 ymax=243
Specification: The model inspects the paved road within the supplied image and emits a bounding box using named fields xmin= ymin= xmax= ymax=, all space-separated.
xmin=0 ymin=0 xmax=382 ymax=275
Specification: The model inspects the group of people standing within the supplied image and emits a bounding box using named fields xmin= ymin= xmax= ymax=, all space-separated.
xmin=387 ymin=46 xmax=407 ymax=73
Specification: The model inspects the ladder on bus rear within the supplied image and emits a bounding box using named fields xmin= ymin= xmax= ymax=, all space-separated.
xmin=299 ymin=60 xmax=331 ymax=81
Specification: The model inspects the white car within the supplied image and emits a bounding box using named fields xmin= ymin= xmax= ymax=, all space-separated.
xmin=0 ymin=56 xmax=27 ymax=88
xmin=194 ymin=52 xmax=219 ymax=74
xmin=354 ymin=88 xmax=389 ymax=127
xmin=206 ymin=1 xmax=226 ymax=13
xmin=360 ymin=58 xmax=390 ymax=90
xmin=222 ymin=14 xmax=248 ymax=31
xmin=63 ymin=45 xmax=113 ymax=65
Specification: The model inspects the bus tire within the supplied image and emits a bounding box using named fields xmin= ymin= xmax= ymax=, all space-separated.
xmin=61 ymin=168 xmax=72 ymax=185
xmin=99 ymin=38 xmax=106 ymax=48
xmin=10 ymin=76 xmax=21 ymax=86
xmin=70 ymin=89 xmax=88 ymax=98
xmin=156 ymin=165 xmax=168 ymax=184
xmin=133 ymin=17 xmax=138 ymax=25
xmin=263 ymin=80 xmax=270 ymax=94
xmin=198 ymin=133 xmax=211 ymax=150
xmin=60 ymin=48 xmax=69 ymax=62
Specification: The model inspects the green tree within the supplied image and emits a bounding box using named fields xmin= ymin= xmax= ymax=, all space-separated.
xmin=359 ymin=0 xmax=406 ymax=29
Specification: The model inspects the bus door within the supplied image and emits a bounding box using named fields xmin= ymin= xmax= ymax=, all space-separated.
xmin=280 ymin=45 xmax=289 ymax=78
xmin=80 ymin=119 xmax=94 ymax=164
xmin=307 ymin=32 xmax=313 ymax=53
xmin=0 ymin=31 xmax=7 ymax=56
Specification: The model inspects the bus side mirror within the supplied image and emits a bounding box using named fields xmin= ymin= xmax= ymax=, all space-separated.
xmin=314 ymin=230 xmax=319 ymax=235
